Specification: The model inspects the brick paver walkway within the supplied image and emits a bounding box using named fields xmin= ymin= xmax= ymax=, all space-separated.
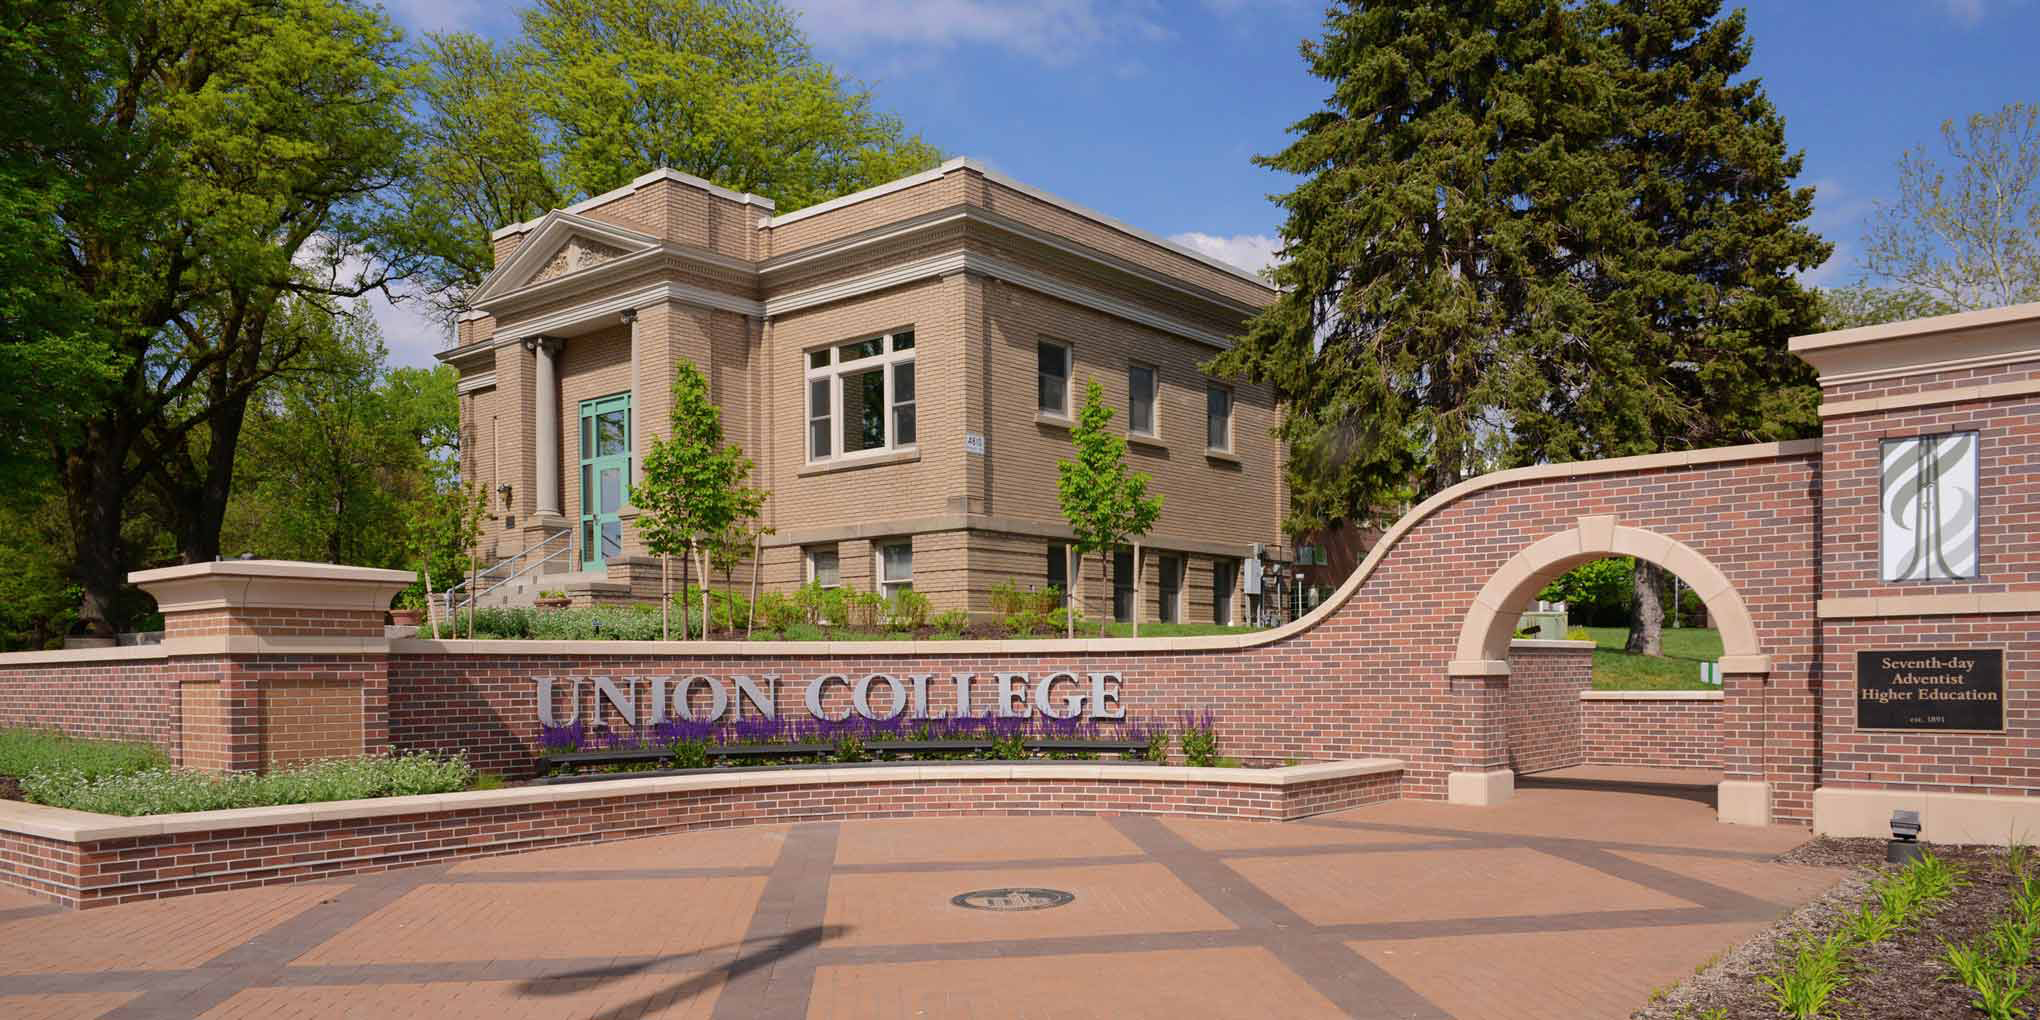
xmin=0 ymin=783 xmax=1840 ymax=1019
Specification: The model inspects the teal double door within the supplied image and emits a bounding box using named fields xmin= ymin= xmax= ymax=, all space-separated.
xmin=579 ymin=393 xmax=630 ymax=570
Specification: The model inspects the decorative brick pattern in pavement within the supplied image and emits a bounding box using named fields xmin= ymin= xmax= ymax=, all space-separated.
xmin=0 ymin=783 xmax=1840 ymax=1020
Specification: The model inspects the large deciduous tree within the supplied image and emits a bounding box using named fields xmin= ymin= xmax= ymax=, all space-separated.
xmin=1214 ymin=0 xmax=1828 ymax=654
xmin=404 ymin=0 xmax=944 ymax=319
xmin=13 ymin=0 xmax=417 ymax=634
xmin=1862 ymin=101 xmax=2040 ymax=312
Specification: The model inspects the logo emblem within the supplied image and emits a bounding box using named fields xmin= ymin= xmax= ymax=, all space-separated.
xmin=950 ymin=887 xmax=1075 ymax=911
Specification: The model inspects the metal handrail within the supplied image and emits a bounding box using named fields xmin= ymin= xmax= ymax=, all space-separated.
xmin=442 ymin=528 xmax=571 ymax=614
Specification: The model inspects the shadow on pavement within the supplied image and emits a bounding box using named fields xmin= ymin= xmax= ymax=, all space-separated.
xmin=513 ymin=923 xmax=850 ymax=1018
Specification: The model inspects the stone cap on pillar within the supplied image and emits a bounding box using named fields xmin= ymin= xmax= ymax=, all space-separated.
xmin=130 ymin=560 xmax=416 ymax=640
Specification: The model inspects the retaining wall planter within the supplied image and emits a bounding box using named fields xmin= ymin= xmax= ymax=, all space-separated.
xmin=0 ymin=758 xmax=1402 ymax=910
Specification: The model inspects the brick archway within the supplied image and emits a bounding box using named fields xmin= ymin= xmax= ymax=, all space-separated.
xmin=1454 ymin=516 xmax=1765 ymax=667
xmin=1445 ymin=515 xmax=1776 ymax=824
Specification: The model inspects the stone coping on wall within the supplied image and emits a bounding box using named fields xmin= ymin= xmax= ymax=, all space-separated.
xmin=0 ymin=759 xmax=1404 ymax=842
xmin=0 ymin=759 xmax=1404 ymax=908
xmin=1578 ymin=689 xmax=1723 ymax=701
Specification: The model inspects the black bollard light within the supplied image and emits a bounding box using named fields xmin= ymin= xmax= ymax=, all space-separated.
xmin=1887 ymin=809 xmax=1925 ymax=866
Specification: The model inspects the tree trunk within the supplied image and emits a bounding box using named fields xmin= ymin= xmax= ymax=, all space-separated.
xmin=747 ymin=534 xmax=761 ymax=639
xmin=1625 ymin=559 xmax=1665 ymax=656
xmin=64 ymin=439 xmax=132 ymax=638
xmin=661 ymin=555 xmax=670 ymax=641
xmin=1067 ymin=551 xmax=1080 ymax=639
xmin=1131 ymin=542 xmax=1142 ymax=639
xmin=677 ymin=544 xmax=691 ymax=640
xmin=422 ymin=565 xmax=439 ymax=640
xmin=697 ymin=547 xmax=711 ymax=641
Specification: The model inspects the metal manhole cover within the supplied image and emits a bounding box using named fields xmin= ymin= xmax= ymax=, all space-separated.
xmin=950 ymin=888 xmax=1075 ymax=911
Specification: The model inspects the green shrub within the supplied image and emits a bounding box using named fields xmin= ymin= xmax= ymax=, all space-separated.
xmin=1180 ymin=716 xmax=1220 ymax=767
xmin=23 ymin=750 xmax=474 ymax=816
xmin=885 ymin=589 xmax=931 ymax=631
xmin=757 ymin=591 xmax=804 ymax=630
xmin=0 ymin=729 xmax=168 ymax=780
xmin=1564 ymin=626 xmax=1591 ymax=641
xmin=847 ymin=590 xmax=884 ymax=629
xmin=1005 ymin=609 xmax=1052 ymax=637
xmin=676 ymin=586 xmax=751 ymax=631
xmin=929 ymin=609 xmax=969 ymax=635
xmin=469 ymin=607 xmax=538 ymax=639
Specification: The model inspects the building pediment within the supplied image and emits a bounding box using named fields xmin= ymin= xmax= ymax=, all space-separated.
xmin=469 ymin=211 xmax=663 ymax=307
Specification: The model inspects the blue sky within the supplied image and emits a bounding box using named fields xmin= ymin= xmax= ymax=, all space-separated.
xmin=372 ymin=0 xmax=2039 ymax=366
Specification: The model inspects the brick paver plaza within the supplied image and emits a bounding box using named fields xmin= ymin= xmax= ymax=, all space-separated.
xmin=0 ymin=778 xmax=1840 ymax=1019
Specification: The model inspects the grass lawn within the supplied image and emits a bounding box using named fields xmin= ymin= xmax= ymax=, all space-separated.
xmin=1581 ymin=626 xmax=1724 ymax=691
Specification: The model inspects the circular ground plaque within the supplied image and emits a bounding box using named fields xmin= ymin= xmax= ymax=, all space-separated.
xmin=950 ymin=888 xmax=1075 ymax=911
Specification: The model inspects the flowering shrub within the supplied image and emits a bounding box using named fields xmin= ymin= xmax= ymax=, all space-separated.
xmin=23 ymin=751 xmax=475 ymax=816
xmin=1178 ymin=710 xmax=1221 ymax=767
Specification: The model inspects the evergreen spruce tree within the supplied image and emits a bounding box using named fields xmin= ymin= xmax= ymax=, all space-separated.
xmin=1213 ymin=0 xmax=1828 ymax=653
xmin=1215 ymin=0 xmax=1828 ymax=528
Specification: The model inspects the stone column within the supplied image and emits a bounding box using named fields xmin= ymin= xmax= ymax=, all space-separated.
xmin=1444 ymin=659 xmax=1514 ymax=805
xmin=130 ymin=560 xmax=413 ymax=773
xmin=534 ymin=337 xmax=563 ymax=518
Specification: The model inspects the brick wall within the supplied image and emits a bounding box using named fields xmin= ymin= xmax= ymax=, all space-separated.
xmin=5 ymin=767 xmax=1400 ymax=909
xmin=0 ymin=656 xmax=178 ymax=753
xmin=1819 ymin=354 xmax=2040 ymax=801
xmin=1504 ymin=646 xmax=1593 ymax=774
xmin=1581 ymin=695 xmax=1724 ymax=769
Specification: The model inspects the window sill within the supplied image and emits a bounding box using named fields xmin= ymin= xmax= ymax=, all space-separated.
xmin=1035 ymin=412 xmax=1074 ymax=430
xmin=798 ymin=448 xmax=920 ymax=477
xmin=1204 ymin=448 xmax=1242 ymax=464
xmin=1126 ymin=433 xmax=1167 ymax=451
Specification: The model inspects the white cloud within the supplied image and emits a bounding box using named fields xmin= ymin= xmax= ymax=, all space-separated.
xmin=792 ymin=0 xmax=1169 ymax=65
xmin=362 ymin=288 xmax=455 ymax=369
xmin=1168 ymin=231 xmax=1281 ymax=276
xmin=376 ymin=0 xmax=493 ymax=36
xmin=1942 ymin=0 xmax=1987 ymax=25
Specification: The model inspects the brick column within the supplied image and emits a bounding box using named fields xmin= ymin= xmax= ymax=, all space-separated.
xmin=1445 ymin=660 xmax=1514 ymax=805
xmin=1716 ymin=655 xmax=1775 ymax=825
xmin=130 ymin=561 xmax=414 ymax=773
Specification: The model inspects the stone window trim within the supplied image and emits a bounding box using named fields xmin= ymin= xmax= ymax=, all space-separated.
xmin=1038 ymin=338 xmax=1072 ymax=418
xmin=805 ymin=547 xmax=840 ymax=589
xmin=805 ymin=328 xmax=917 ymax=466
xmin=1205 ymin=381 xmax=1234 ymax=455
xmin=876 ymin=540 xmax=914 ymax=598
xmin=1127 ymin=361 xmax=1159 ymax=439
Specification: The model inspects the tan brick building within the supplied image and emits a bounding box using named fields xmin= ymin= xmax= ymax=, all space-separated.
xmin=442 ymin=157 xmax=1288 ymax=619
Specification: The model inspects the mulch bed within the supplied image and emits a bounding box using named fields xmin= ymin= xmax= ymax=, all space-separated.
xmin=1635 ymin=837 xmax=2014 ymax=1019
xmin=0 ymin=776 xmax=19 ymax=802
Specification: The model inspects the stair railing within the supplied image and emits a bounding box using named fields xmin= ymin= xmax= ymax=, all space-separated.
xmin=441 ymin=528 xmax=572 ymax=616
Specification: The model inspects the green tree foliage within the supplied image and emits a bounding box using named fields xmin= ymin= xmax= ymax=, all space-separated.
xmin=0 ymin=477 xmax=84 ymax=650
xmin=1212 ymin=0 xmax=1829 ymax=536
xmin=221 ymin=305 xmax=458 ymax=567
xmin=404 ymin=482 xmax=488 ymax=639
xmin=9 ymin=0 xmax=418 ymax=633
xmin=405 ymin=0 xmax=943 ymax=318
xmin=1056 ymin=380 xmax=1163 ymax=638
xmin=1817 ymin=284 xmax=1957 ymax=332
xmin=634 ymin=364 xmax=766 ymax=640
xmin=1862 ymin=101 xmax=2040 ymax=312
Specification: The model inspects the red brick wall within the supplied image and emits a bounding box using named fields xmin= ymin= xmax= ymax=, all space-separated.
xmin=1820 ymin=358 xmax=2040 ymax=800
xmin=389 ymin=445 xmax=1820 ymax=816
xmin=1504 ymin=647 xmax=1592 ymax=774
xmin=6 ymin=769 xmax=1400 ymax=908
xmin=1581 ymin=695 xmax=1723 ymax=769
xmin=0 ymin=657 xmax=179 ymax=755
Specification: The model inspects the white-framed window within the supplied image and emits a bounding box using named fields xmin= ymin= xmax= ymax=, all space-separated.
xmin=806 ymin=547 xmax=840 ymax=588
xmin=1038 ymin=340 xmax=1071 ymax=416
xmin=1128 ymin=363 xmax=1157 ymax=437
xmin=1881 ymin=431 xmax=1979 ymax=581
xmin=876 ymin=541 xmax=913 ymax=598
xmin=1047 ymin=542 xmax=1070 ymax=607
xmin=1205 ymin=382 xmax=1233 ymax=452
xmin=806 ymin=329 xmax=916 ymax=463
